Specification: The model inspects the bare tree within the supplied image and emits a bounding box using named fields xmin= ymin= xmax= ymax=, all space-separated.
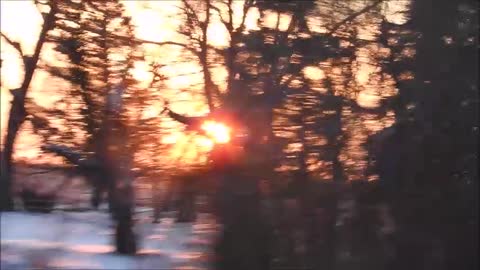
xmin=0 ymin=0 xmax=58 ymax=211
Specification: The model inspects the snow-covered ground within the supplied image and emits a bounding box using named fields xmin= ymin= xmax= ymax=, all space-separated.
xmin=1 ymin=210 xmax=219 ymax=269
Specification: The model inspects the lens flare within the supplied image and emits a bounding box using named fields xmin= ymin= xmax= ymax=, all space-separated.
xmin=200 ymin=120 xmax=231 ymax=144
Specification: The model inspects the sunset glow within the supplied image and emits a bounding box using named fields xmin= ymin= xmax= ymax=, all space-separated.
xmin=200 ymin=121 xmax=231 ymax=144
xmin=0 ymin=0 xmax=474 ymax=266
xmin=0 ymin=0 xmax=408 ymax=175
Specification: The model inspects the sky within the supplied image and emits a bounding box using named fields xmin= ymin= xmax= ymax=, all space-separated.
xmin=0 ymin=0 xmax=408 ymax=165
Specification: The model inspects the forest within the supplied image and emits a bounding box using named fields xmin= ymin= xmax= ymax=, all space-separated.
xmin=0 ymin=0 xmax=478 ymax=270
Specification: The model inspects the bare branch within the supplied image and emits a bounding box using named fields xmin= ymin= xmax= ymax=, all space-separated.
xmin=237 ymin=0 xmax=253 ymax=33
xmin=147 ymin=62 xmax=167 ymax=89
xmin=227 ymin=0 xmax=234 ymax=30
xmin=42 ymin=144 xmax=100 ymax=169
xmin=19 ymin=0 xmax=57 ymax=90
xmin=180 ymin=0 xmax=201 ymax=26
xmin=191 ymin=36 xmax=203 ymax=44
xmin=327 ymin=0 xmax=384 ymax=36
xmin=1 ymin=32 xmax=24 ymax=57
xmin=137 ymin=39 xmax=201 ymax=57
xmin=202 ymin=0 xmax=211 ymax=37
xmin=210 ymin=3 xmax=230 ymax=28
xmin=140 ymin=39 xmax=188 ymax=48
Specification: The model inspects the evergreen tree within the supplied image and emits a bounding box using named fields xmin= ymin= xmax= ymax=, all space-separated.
xmin=40 ymin=0 xmax=142 ymax=254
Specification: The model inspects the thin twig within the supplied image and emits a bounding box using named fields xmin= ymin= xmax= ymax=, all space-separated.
xmin=238 ymin=0 xmax=253 ymax=32
xmin=210 ymin=4 xmax=230 ymax=26
xmin=137 ymin=39 xmax=201 ymax=58
xmin=1 ymin=32 xmax=23 ymax=56
xmin=327 ymin=0 xmax=384 ymax=36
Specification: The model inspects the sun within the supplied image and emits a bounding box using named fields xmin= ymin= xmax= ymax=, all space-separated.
xmin=200 ymin=120 xmax=231 ymax=144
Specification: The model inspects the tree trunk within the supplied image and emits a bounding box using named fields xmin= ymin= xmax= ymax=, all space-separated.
xmin=176 ymin=175 xmax=197 ymax=223
xmin=0 ymin=5 xmax=56 ymax=211
xmin=0 ymin=93 xmax=26 ymax=211
xmin=201 ymin=61 xmax=216 ymax=111
xmin=322 ymin=96 xmax=345 ymax=270
xmin=105 ymin=143 xmax=137 ymax=254
xmin=152 ymin=180 xmax=162 ymax=223
xmin=100 ymin=84 xmax=137 ymax=254
xmin=111 ymin=178 xmax=137 ymax=254
xmin=199 ymin=0 xmax=216 ymax=111
xmin=215 ymin=169 xmax=269 ymax=270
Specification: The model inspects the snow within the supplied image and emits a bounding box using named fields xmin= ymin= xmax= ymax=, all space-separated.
xmin=1 ymin=210 xmax=218 ymax=269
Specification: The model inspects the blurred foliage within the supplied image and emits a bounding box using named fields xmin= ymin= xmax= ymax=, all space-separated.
xmin=1 ymin=0 xmax=477 ymax=267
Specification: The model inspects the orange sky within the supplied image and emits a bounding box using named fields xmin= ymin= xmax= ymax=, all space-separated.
xmin=1 ymin=0 xmax=408 ymax=166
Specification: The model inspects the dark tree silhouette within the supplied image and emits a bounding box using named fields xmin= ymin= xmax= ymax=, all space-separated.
xmin=43 ymin=0 xmax=141 ymax=210
xmin=368 ymin=0 xmax=478 ymax=269
xmin=0 ymin=0 xmax=58 ymax=211
xmin=27 ymin=0 xmax=142 ymax=254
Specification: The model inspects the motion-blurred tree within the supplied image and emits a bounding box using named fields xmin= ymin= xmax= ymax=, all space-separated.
xmin=30 ymin=0 xmax=143 ymax=254
xmin=166 ymin=1 xmax=397 ymax=269
xmin=167 ymin=0 xmax=222 ymax=110
xmin=207 ymin=1 xmax=359 ymax=268
xmin=0 ymin=0 xmax=58 ymax=211
xmin=368 ymin=0 xmax=478 ymax=269
xmin=41 ymin=0 xmax=143 ymax=210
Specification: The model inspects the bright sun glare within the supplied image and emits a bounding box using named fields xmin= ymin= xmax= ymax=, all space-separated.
xmin=200 ymin=120 xmax=231 ymax=144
